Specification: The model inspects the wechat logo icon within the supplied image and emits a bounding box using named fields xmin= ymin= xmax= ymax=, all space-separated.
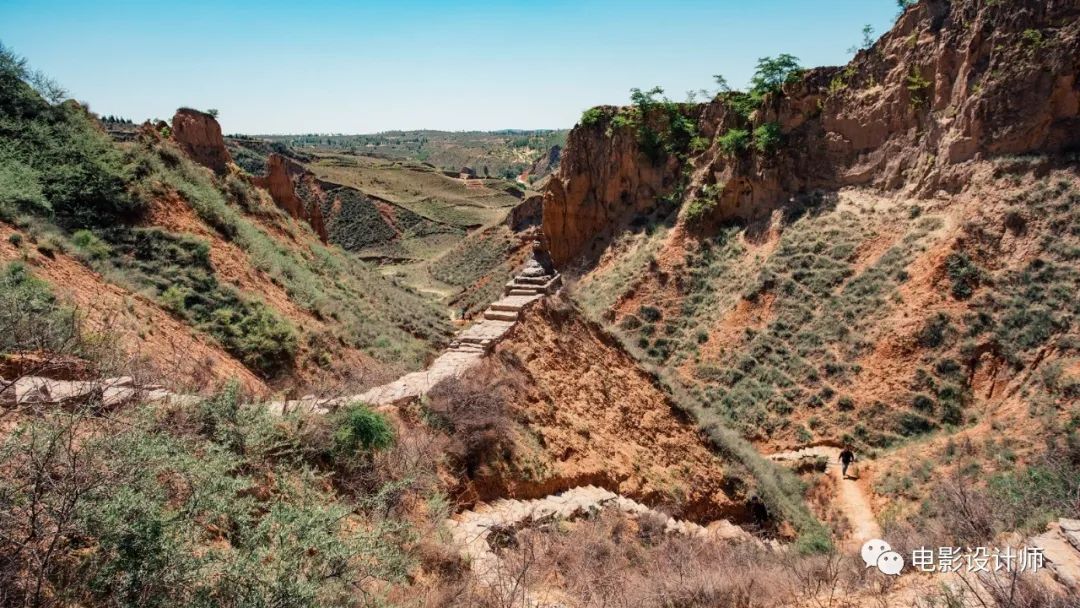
xmin=861 ymin=539 xmax=904 ymax=576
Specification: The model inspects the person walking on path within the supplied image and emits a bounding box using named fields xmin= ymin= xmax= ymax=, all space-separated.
xmin=839 ymin=447 xmax=856 ymax=479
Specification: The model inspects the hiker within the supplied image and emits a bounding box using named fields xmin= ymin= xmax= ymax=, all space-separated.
xmin=839 ymin=447 xmax=856 ymax=479
xmin=531 ymin=240 xmax=555 ymax=275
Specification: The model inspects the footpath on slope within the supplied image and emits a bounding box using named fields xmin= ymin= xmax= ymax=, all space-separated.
xmin=767 ymin=445 xmax=881 ymax=550
xmin=447 ymin=485 xmax=757 ymax=590
xmin=1 ymin=259 xmax=561 ymax=415
xmin=768 ymin=446 xmax=1080 ymax=596
xmin=348 ymin=260 xmax=562 ymax=407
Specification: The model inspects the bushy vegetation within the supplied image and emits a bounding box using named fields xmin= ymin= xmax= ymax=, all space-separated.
xmin=597 ymin=321 xmax=831 ymax=551
xmin=429 ymin=226 xmax=514 ymax=287
xmin=683 ymin=196 xmax=718 ymax=225
xmin=1 ymin=44 xmax=456 ymax=377
xmin=718 ymin=128 xmax=751 ymax=155
xmin=100 ymin=226 xmax=298 ymax=377
xmin=607 ymin=87 xmax=700 ymax=164
xmin=580 ymin=106 xmax=606 ymax=127
xmin=0 ymin=43 xmax=143 ymax=229
xmin=752 ymin=122 xmax=782 ymax=154
xmin=426 ymin=376 xmax=516 ymax=478
xmin=961 ymin=179 xmax=1079 ymax=366
xmin=717 ymin=54 xmax=804 ymax=121
xmin=0 ymin=261 xmax=79 ymax=355
xmin=332 ymin=402 xmax=396 ymax=454
xmin=905 ymin=67 xmax=931 ymax=107
xmin=0 ymin=387 xmax=420 ymax=607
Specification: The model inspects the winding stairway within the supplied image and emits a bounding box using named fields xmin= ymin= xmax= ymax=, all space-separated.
xmin=446 ymin=485 xmax=754 ymax=586
xmin=341 ymin=259 xmax=562 ymax=408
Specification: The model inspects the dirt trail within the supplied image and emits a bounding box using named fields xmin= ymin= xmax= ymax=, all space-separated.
xmin=447 ymin=485 xmax=755 ymax=591
xmin=768 ymin=445 xmax=881 ymax=549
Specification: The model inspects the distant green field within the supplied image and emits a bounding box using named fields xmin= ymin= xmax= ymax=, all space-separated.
xmin=304 ymin=152 xmax=529 ymax=304
xmin=258 ymin=129 xmax=567 ymax=180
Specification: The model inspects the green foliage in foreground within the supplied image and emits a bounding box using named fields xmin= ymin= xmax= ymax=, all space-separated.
xmin=2 ymin=43 xmax=451 ymax=375
xmin=332 ymin=403 xmax=396 ymax=454
xmin=0 ymin=261 xmax=79 ymax=355
xmin=0 ymin=387 xmax=415 ymax=608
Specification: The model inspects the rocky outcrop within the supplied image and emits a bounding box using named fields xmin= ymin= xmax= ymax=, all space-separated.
xmin=171 ymin=108 xmax=232 ymax=174
xmin=251 ymin=153 xmax=328 ymax=241
xmin=529 ymin=144 xmax=562 ymax=178
xmin=543 ymin=114 xmax=682 ymax=266
xmin=505 ymin=193 xmax=543 ymax=231
xmin=543 ymin=0 xmax=1079 ymax=267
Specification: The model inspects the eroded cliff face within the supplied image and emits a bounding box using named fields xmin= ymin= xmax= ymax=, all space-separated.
xmin=544 ymin=0 xmax=1079 ymax=267
xmin=543 ymin=115 xmax=681 ymax=266
xmin=252 ymin=153 xmax=329 ymax=242
xmin=171 ymin=108 xmax=232 ymax=175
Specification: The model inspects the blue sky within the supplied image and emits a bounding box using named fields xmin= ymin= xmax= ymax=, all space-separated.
xmin=1 ymin=0 xmax=897 ymax=134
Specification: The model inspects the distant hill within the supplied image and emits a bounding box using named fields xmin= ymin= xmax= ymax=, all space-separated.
xmin=254 ymin=129 xmax=567 ymax=182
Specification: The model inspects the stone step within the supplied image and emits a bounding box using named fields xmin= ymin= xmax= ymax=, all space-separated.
xmin=506 ymin=288 xmax=540 ymax=296
xmin=457 ymin=336 xmax=492 ymax=346
xmin=483 ymin=309 xmax=518 ymax=322
xmin=514 ymin=275 xmax=554 ymax=286
xmin=450 ymin=344 xmax=486 ymax=353
xmin=489 ymin=295 xmax=540 ymax=312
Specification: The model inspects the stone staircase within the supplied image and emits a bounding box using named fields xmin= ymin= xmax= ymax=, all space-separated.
xmin=446 ymin=485 xmax=753 ymax=587
xmin=1031 ymin=518 xmax=1080 ymax=593
xmin=1 ymin=260 xmax=563 ymax=416
xmin=335 ymin=260 xmax=561 ymax=409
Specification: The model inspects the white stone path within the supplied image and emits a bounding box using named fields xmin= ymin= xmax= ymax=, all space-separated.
xmin=446 ymin=485 xmax=755 ymax=589
xmin=268 ymin=261 xmax=563 ymax=414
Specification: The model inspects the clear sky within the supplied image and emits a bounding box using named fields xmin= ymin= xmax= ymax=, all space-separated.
xmin=1 ymin=0 xmax=898 ymax=134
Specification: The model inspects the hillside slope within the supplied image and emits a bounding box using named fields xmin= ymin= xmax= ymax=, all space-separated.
xmin=0 ymin=70 xmax=452 ymax=395
xmin=544 ymin=0 xmax=1079 ymax=540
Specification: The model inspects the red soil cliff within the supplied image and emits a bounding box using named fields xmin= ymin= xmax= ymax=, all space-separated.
xmin=171 ymin=108 xmax=232 ymax=175
xmin=543 ymin=0 xmax=1079 ymax=267
xmin=252 ymin=153 xmax=329 ymax=242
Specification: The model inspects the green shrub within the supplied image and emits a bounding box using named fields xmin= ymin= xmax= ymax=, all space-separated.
xmin=1020 ymin=29 xmax=1045 ymax=55
xmin=944 ymin=252 xmax=980 ymax=299
xmin=0 ymin=395 xmax=413 ymax=608
xmin=684 ymin=197 xmax=718 ymax=224
xmin=0 ymin=47 xmax=142 ymax=228
xmin=911 ymin=393 xmax=935 ymax=413
xmin=917 ymin=312 xmax=952 ymax=348
xmin=752 ymin=122 xmax=782 ymax=153
xmin=102 ymin=227 xmax=298 ymax=377
xmin=0 ymin=160 xmax=50 ymax=218
xmin=895 ymin=412 xmax=936 ymax=436
xmin=580 ymin=107 xmax=605 ymax=126
xmin=906 ymin=68 xmax=931 ymax=107
xmin=0 ymin=261 xmax=80 ymax=355
xmin=333 ymin=403 xmax=395 ymax=454
xmin=638 ymin=305 xmax=663 ymax=322
xmin=718 ymin=129 xmax=751 ymax=155
xmin=71 ymin=229 xmax=111 ymax=261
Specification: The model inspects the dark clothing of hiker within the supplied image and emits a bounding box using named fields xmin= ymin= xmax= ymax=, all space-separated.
xmin=532 ymin=240 xmax=556 ymax=275
xmin=839 ymin=449 xmax=856 ymax=478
